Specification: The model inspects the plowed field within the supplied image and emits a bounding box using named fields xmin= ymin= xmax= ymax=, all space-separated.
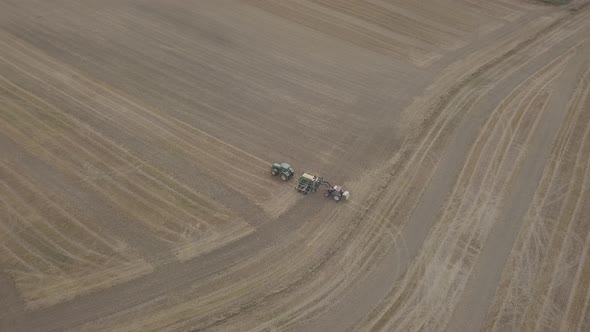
xmin=1 ymin=0 xmax=590 ymax=331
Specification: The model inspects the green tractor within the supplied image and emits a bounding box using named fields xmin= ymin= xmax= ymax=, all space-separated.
xmin=271 ymin=162 xmax=295 ymax=181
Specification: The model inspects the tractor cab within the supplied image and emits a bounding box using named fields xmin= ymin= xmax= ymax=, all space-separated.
xmin=280 ymin=163 xmax=294 ymax=174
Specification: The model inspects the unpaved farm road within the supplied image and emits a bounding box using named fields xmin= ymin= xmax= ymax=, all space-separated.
xmin=1 ymin=0 xmax=590 ymax=331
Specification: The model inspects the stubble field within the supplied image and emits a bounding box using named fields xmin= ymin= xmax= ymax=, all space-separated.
xmin=1 ymin=0 xmax=590 ymax=331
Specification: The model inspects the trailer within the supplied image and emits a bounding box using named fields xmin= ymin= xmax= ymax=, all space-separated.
xmin=295 ymin=172 xmax=323 ymax=194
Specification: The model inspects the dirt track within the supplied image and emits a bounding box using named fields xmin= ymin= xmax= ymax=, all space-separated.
xmin=1 ymin=0 xmax=590 ymax=331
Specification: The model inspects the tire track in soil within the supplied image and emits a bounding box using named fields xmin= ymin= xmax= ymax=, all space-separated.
xmin=286 ymin=6 xmax=590 ymax=330
xmin=0 ymin=161 xmax=154 ymax=309
xmin=483 ymin=66 xmax=590 ymax=332
xmin=289 ymin=9 xmax=589 ymax=332
xmin=35 ymin=3 xmax=588 ymax=327
xmin=177 ymin=5 xmax=588 ymax=332
xmin=485 ymin=55 xmax=590 ymax=332
xmin=448 ymin=39 xmax=590 ymax=332
xmin=362 ymin=48 xmax=570 ymax=332
xmin=2 ymin=1 xmax=589 ymax=331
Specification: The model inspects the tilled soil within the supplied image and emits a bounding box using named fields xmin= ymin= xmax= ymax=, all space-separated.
xmin=1 ymin=0 xmax=589 ymax=331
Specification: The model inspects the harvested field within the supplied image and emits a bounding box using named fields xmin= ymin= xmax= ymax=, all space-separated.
xmin=0 ymin=0 xmax=589 ymax=331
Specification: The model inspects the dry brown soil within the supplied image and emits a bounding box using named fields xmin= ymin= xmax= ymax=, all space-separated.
xmin=1 ymin=0 xmax=590 ymax=331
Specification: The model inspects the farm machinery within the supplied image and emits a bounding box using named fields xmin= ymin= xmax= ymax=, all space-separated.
xmin=271 ymin=162 xmax=294 ymax=181
xmin=295 ymin=172 xmax=324 ymax=194
xmin=271 ymin=162 xmax=350 ymax=202
xmin=323 ymin=184 xmax=350 ymax=201
xmin=295 ymin=172 xmax=350 ymax=202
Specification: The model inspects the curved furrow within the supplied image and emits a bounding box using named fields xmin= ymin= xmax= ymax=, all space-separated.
xmin=235 ymin=13 xmax=590 ymax=331
xmin=0 ymin=182 xmax=105 ymax=269
xmin=384 ymin=90 xmax=552 ymax=330
xmin=484 ymin=69 xmax=590 ymax=332
xmin=352 ymin=22 xmax=588 ymax=330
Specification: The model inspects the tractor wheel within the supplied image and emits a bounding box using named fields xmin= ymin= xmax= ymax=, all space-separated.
xmin=333 ymin=195 xmax=341 ymax=201
xmin=271 ymin=169 xmax=278 ymax=176
xmin=324 ymin=191 xmax=330 ymax=197
xmin=281 ymin=174 xmax=288 ymax=181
